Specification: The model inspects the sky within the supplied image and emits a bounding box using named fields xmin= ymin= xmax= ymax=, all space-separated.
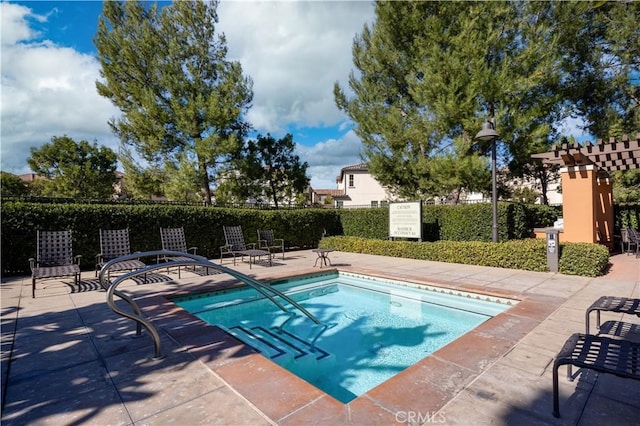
xmin=0 ymin=0 xmax=376 ymax=189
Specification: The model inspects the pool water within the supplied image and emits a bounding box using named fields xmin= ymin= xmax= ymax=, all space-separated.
xmin=174 ymin=272 xmax=515 ymax=403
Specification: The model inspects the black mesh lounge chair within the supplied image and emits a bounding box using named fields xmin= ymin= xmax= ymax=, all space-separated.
xmin=552 ymin=333 xmax=640 ymax=418
xmin=29 ymin=230 xmax=81 ymax=298
xmin=221 ymin=225 xmax=255 ymax=265
xmin=626 ymin=227 xmax=640 ymax=257
xmin=257 ymin=229 xmax=285 ymax=260
xmin=159 ymin=227 xmax=197 ymax=278
xmin=585 ymin=296 xmax=640 ymax=334
xmin=221 ymin=225 xmax=271 ymax=268
xmin=95 ymin=228 xmax=146 ymax=281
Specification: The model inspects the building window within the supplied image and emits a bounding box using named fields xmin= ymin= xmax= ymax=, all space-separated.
xmin=348 ymin=174 xmax=354 ymax=187
xmin=337 ymin=201 xmax=344 ymax=209
xmin=371 ymin=201 xmax=379 ymax=208
xmin=380 ymin=201 xmax=388 ymax=207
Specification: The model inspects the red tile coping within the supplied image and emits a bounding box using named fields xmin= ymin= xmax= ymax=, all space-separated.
xmin=135 ymin=269 xmax=563 ymax=424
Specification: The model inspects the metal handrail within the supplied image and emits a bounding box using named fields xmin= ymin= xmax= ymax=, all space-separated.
xmin=99 ymin=250 xmax=324 ymax=358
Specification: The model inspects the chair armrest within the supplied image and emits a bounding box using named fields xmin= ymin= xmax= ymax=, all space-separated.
xmin=188 ymin=247 xmax=197 ymax=255
xmin=258 ymin=239 xmax=267 ymax=248
xmin=74 ymin=255 xmax=82 ymax=266
xmin=275 ymin=239 xmax=284 ymax=245
xmin=247 ymin=243 xmax=256 ymax=250
xmin=220 ymin=244 xmax=232 ymax=253
xmin=29 ymin=257 xmax=36 ymax=270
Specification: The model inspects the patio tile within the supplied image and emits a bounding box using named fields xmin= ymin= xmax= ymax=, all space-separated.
xmin=439 ymin=388 xmax=557 ymax=426
xmin=2 ymin=250 xmax=639 ymax=425
xmin=465 ymin=363 xmax=590 ymax=424
xmin=279 ymin=395 xmax=348 ymax=425
xmin=499 ymin=342 xmax=556 ymax=376
xmin=591 ymin=372 xmax=640 ymax=406
xmin=346 ymin=396 xmax=402 ymax=425
xmin=102 ymin=337 xmax=189 ymax=384
xmin=472 ymin=312 xmax=540 ymax=343
xmin=1 ymin=385 xmax=130 ymax=426
xmin=365 ymin=356 xmax=478 ymax=416
xmin=579 ymin=393 xmax=640 ymax=426
xmin=505 ymin=295 xmax=562 ymax=321
xmin=9 ymin=331 xmax=98 ymax=378
xmin=213 ymin=353 xmax=325 ymax=421
xmin=431 ymin=331 xmax=515 ymax=373
xmin=117 ymin=357 xmax=225 ymax=422
xmin=3 ymin=359 xmax=111 ymax=407
xmin=137 ymin=386 xmax=271 ymax=425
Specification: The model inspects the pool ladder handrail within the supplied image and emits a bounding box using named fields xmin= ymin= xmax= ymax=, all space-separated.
xmin=99 ymin=250 xmax=325 ymax=359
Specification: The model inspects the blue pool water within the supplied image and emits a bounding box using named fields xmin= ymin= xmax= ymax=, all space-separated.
xmin=173 ymin=272 xmax=515 ymax=403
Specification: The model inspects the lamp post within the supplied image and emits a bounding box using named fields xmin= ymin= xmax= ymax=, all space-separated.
xmin=475 ymin=120 xmax=500 ymax=243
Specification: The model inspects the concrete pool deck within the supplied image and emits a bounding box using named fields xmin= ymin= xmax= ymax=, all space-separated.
xmin=1 ymin=250 xmax=639 ymax=425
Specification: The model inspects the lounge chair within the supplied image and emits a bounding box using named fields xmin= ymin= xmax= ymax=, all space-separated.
xmin=257 ymin=229 xmax=285 ymax=260
xmin=625 ymin=227 xmax=640 ymax=257
xmin=552 ymin=333 xmax=640 ymax=418
xmin=585 ymin=296 xmax=640 ymax=334
xmin=95 ymin=228 xmax=146 ymax=282
xmin=159 ymin=227 xmax=197 ymax=278
xmin=29 ymin=230 xmax=81 ymax=298
xmin=221 ymin=225 xmax=271 ymax=268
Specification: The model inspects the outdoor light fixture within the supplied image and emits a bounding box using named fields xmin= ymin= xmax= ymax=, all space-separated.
xmin=475 ymin=120 xmax=500 ymax=243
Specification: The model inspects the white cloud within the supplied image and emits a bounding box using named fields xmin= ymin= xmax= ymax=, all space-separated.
xmin=0 ymin=0 xmax=373 ymax=185
xmin=297 ymin=129 xmax=363 ymax=188
xmin=217 ymin=1 xmax=374 ymax=133
xmin=0 ymin=2 xmax=120 ymax=174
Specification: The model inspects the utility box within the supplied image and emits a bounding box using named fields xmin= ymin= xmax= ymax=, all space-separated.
xmin=546 ymin=229 xmax=559 ymax=272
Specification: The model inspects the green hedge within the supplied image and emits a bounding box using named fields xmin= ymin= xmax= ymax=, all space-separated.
xmin=1 ymin=202 xmax=342 ymax=275
xmin=2 ymin=200 xmax=617 ymax=277
xmin=319 ymin=236 xmax=609 ymax=277
xmin=615 ymin=203 xmax=640 ymax=230
xmin=338 ymin=202 xmax=557 ymax=242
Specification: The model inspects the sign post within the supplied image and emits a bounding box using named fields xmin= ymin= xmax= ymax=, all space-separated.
xmin=389 ymin=201 xmax=423 ymax=241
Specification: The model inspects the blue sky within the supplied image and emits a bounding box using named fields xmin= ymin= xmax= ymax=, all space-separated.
xmin=1 ymin=1 xmax=375 ymax=189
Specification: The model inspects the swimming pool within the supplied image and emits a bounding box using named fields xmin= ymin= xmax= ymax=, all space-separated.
xmin=173 ymin=272 xmax=516 ymax=403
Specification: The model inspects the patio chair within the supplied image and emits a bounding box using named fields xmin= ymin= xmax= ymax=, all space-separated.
xmin=95 ymin=228 xmax=146 ymax=282
xmin=221 ymin=225 xmax=255 ymax=265
xmin=552 ymin=333 xmax=640 ymax=418
xmin=159 ymin=227 xmax=197 ymax=278
xmin=585 ymin=296 xmax=640 ymax=334
xmin=29 ymin=230 xmax=81 ymax=298
xmin=257 ymin=229 xmax=285 ymax=260
xmin=625 ymin=227 xmax=640 ymax=257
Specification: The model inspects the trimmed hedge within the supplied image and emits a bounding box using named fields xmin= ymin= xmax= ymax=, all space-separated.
xmin=319 ymin=236 xmax=610 ymax=277
xmin=615 ymin=203 xmax=640 ymax=230
xmin=1 ymin=202 xmax=342 ymax=275
xmin=338 ymin=202 xmax=557 ymax=242
xmin=558 ymin=243 xmax=611 ymax=277
xmin=1 ymin=199 xmax=617 ymax=277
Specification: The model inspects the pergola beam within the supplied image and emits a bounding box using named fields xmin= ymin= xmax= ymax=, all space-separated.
xmin=532 ymin=133 xmax=640 ymax=172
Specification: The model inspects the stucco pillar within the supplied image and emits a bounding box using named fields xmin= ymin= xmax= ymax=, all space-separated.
xmin=560 ymin=165 xmax=613 ymax=245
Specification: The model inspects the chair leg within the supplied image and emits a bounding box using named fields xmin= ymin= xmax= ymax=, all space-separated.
xmin=32 ymin=277 xmax=36 ymax=298
xmin=552 ymin=361 xmax=561 ymax=417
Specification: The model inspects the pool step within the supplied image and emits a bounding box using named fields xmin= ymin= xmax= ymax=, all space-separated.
xmin=228 ymin=324 xmax=331 ymax=365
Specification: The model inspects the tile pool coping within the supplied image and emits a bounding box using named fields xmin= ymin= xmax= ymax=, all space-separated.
xmin=132 ymin=266 xmax=564 ymax=424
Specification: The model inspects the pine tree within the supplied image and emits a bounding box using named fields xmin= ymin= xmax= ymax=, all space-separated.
xmin=334 ymin=2 xmax=573 ymax=201
xmin=94 ymin=0 xmax=253 ymax=204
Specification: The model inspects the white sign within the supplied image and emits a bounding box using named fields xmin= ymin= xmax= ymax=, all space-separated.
xmin=389 ymin=201 xmax=422 ymax=240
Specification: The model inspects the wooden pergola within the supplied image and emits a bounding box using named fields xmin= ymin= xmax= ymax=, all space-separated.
xmin=530 ymin=133 xmax=640 ymax=245
xmin=531 ymin=133 xmax=640 ymax=173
